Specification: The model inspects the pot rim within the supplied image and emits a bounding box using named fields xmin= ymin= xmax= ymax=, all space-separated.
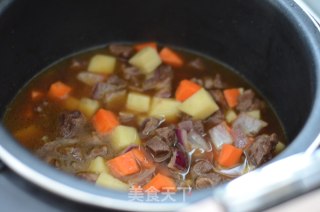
xmin=1 ymin=0 xmax=320 ymax=211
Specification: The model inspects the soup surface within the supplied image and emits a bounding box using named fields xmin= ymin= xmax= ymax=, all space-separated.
xmin=3 ymin=43 xmax=286 ymax=192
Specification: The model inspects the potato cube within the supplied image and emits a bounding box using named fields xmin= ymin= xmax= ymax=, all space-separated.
xmin=126 ymin=92 xmax=150 ymax=113
xmin=78 ymin=97 xmax=100 ymax=118
xmin=179 ymin=88 xmax=219 ymax=120
xmin=275 ymin=142 xmax=285 ymax=154
xmin=225 ymin=109 xmax=237 ymax=123
xmin=87 ymin=156 xmax=108 ymax=174
xmin=63 ymin=96 xmax=80 ymax=111
xmin=88 ymin=54 xmax=116 ymax=74
xmin=246 ymin=110 xmax=261 ymax=119
xmin=111 ymin=125 xmax=141 ymax=152
xmin=129 ymin=47 xmax=162 ymax=74
xmin=149 ymin=97 xmax=181 ymax=121
xmin=96 ymin=172 xmax=129 ymax=191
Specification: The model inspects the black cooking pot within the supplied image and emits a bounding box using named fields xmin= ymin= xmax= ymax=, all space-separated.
xmin=0 ymin=0 xmax=320 ymax=211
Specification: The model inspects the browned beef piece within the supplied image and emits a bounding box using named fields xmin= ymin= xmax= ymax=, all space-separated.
xmin=146 ymin=136 xmax=171 ymax=162
xmin=57 ymin=145 xmax=83 ymax=161
xmin=204 ymin=110 xmax=224 ymax=128
xmin=177 ymin=120 xmax=204 ymax=135
xmin=188 ymin=58 xmax=205 ymax=70
xmin=195 ymin=173 xmax=223 ymax=189
xmin=92 ymin=75 xmax=127 ymax=99
xmin=236 ymin=89 xmax=265 ymax=112
xmin=247 ymin=133 xmax=278 ymax=166
xmin=118 ymin=112 xmax=135 ymax=124
xmin=143 ymin=65 xmax=173 ymax=91
xmin=193 ymin=120 xmax=205 ymax=136
xmin=191 ymin=160 xmax=213 ymax=178
xmin=76 ymin=172 xmax=98 ymax=183
xmin=178 ymin=120 xmax=194 ymax=132
xmin=58 ymin=111 xmax=86 ymax=138
xmin=154 ymin=85 xmax=172 ymax=98
xmin=109 ymin=44 xmax=134 ymax=58
xmin=209 ymin=89 xmax=228 ymax=110
xmin=140 ymin=117 xmax=163 ymax=138
xmin=121 ymin=64 xmax=142 ymax=80
xmin=87 ymin=145 xmax=108 ymax=159
xmin=155 ymin=126 xmax=177 ymax=146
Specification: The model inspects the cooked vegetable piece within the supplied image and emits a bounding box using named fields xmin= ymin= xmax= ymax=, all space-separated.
xmin=209 ymin=122 xmax=233 ymax=149
xmin=149 ymin=97 xmax=181 ymax=121
xmin=77 ymin=71 xmax=105 ymax=86
xmin=175 ymin=80 xmax=201 ymax=102
xmin=246 ymin=110 xmax=261 ymax=119
xmin=134 ymin=42 xmax=157 ymax=51
xmin=88 ymin=156 xmax=108 ymax=174
xmin=107 ymin=151 xmax=140 ymax=177
xmin=223 ymin=88 xmax=241 ymax=108
xmin=78 ymin=98 xmax=100 ymax=118
xmin=92 ymin=109 xmax=119 ymax=134
xmin=129 ymin=47 xmax=162 ymax=74
xmin=111 ymin=125 xmax=141 ymax=152
xmin=63 ymin=96 xmax=80 ymax=111
xmin=143 ymin=173 xmax=177 ymax=192
xmin=88 ymin=54 xmax=116 ymax=74
xmin=225 ymin=109 xmax=237 ymax=123
xmin=218 ymin=144 xmax=243 ymax=168
xmin=126 ymin=92 xmax=150 ymax=113
xmin=160 ymin=47 xmax=183 ymax=67
xmin=96 ymin=172 xmax=129 ymax=191
xmin=48 ymin=81 xmax=72 ymax=100
xmin=275 ymin=141 xmax=285 ymax=154
xmin=131 ymin=148 xmax=154 ymax=169
xmin=179 ymin=88 xmax=219 ymax=119
xmin=31 ymin=90 xmax=44 ymax=101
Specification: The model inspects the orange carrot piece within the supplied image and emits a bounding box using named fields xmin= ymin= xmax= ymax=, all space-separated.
xmin=48 ymin=81 xmax=72 ymax=100
xmin=134 ymin=42 xmax=158 ymax=51
xmin=131 ymin=148 xmax=154 ymax=169
xmin=218 ymin=144 xmax=243 ymax=168
xmin=143 ymin=173 xmax=177 ymax=192
xmin=107 ymin=151 xmax=140 ymax=177
xmin=160 ymin=47 xmax=183 ymax=67
xmin=31 ymin=90 xmax=45 ymax=101
xmin=91 ymin=109 xmax=119 ymax=134
xmin=223 ymin=88 xmax=241 ymax=108
xmin=175 ymin=79 xmax=201 ymax=102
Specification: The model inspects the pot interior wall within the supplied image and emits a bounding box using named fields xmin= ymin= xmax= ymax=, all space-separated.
xmin=0 ymin=0 xmax=315 ymax=146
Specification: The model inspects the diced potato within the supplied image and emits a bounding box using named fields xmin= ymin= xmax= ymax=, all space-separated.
xmin=225 ymin=109 xmax=237 ymax=123
xmin=87 ymin=156 xmax=108 ymax=174
xmin=63 ymin=96 xmax=80 ymax=111
xmin=275 ymin=142 xmax=285 ymax=154
xmin=149 ymin=97 xmax=181 ymax=121
xmin=88 ymin=54 xmax=116 ymax=74
xmin=126 ymin=92 xmax=150 ymax=113
xmin=179 ymin=88 xmax=219 ymax=120
xmin=96 ymin=172 xmax=129 ymax=191
xmin=78 ymin=97 xmax=100 ymax=118
xmin=246 ymin=110 xmax=261 ymax=119
xmin=111 ymin=125 xmax=141 ymax=152
xmin=129 ymin=47 xmax=161 ymax=74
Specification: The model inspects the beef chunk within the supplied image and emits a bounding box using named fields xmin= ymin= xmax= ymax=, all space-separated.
xmin=87 ymin=145 xmax=108 ymax=159
xmin=188 ymin=58 xmax=205 ymax=70
xmin=143 ymin=65 xmax=173 ymax=91
xmin=92 ymin=75 xmax=127 ymax=99
xmin=109 ymin=44 xmax=134 ymax=58
xmin=236 ymin=89 xmax=265 ymax=112
xmin=178 ymin=120 xmax=194 ymax=132
xmin=204 ymin=110 xmax=225 ymax=128
xmin=177 ymin=120 xmax=204 ymax=135
xmin=58 ymin=111 xmax=86 ymax=138
xmin=146 ymin=136 xmax=171 ymax=162
xmin=193 ymin=120 xmax=205 ymax=136
xmin=155 ymin=126 xmax=177 ymax=146
xmin=76 ymin=172 xmax=98 ymax=183
xmin=195 ymin=173 xmax=223 ymax=189
xmin=140 ymin=117 xmax=163 ymax=138
xmin=121 ymin=64 xmax=142 ymax=80
xmin=191 ymin=160 xmax=213 ymax=178
xmin=209 ymin=90 xmax=228 ymax=110
xmin=247 ymin=133 xmax=278 ymax=166
xmin=119 ymin=112 xmax=135 ymax=124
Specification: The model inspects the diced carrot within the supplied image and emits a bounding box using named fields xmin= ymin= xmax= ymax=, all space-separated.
xmin=48 ymin=81 xmax=72 ymax=100
xmin=159 ymin=47 xmax=183 ymax=67
xmin=131 ymin=148 xmax=154 ymax=169
xmin=143 ymin=173 xmax=177 ymax=192
xmin=175 ymin=79 xmax=201 ymax=102
xmin=223 ymin=88 xmax=241 ymax=108
xmin=107 ymin=151 xmax=140 ymax=177
xmin=218 ymin=144 xmax=243 ymax=168
xmin=91 ymin=109 xmax=119 ymax=134
xmin=134 ymin=42 xmax=158 ymax=51
xmin=31 ymin=90 xmax=45 ymax=101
